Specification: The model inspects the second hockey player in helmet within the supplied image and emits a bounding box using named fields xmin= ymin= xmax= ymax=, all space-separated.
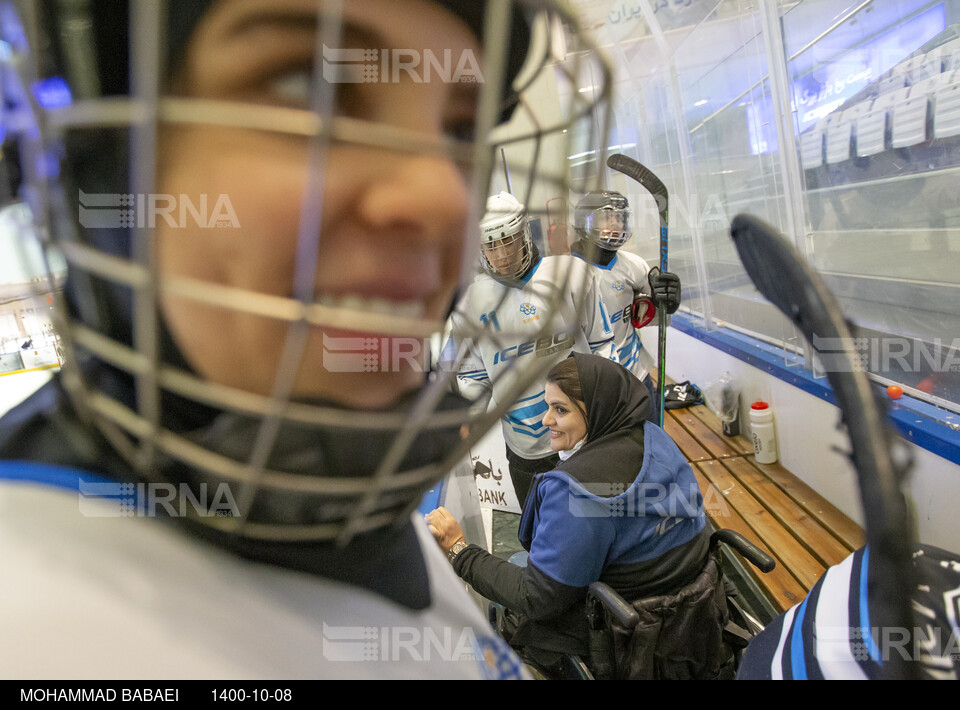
xmin=572 ymin=190 xmax=681 ymax=422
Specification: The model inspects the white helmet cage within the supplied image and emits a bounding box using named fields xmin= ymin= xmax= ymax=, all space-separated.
xmin=479 ymin=191 xmax=533 ymax=281
xmin=8 ymin=0 xmax=615 ymax=543
xmin=575 ymin=190 xmax=633 ymax=250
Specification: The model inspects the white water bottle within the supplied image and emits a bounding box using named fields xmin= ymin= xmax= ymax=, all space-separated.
xmin=749 ymin=401 xmax=778 ymax=464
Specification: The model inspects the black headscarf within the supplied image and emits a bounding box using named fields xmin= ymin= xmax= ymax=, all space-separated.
xmin=553 ymin=353 xmax=652 ymax=488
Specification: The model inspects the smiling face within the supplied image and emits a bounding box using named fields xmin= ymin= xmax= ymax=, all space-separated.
xmin=155 ymin=0 xmax=480 ymax=407
xmin=543 ymin=381 xmax=588 ymax=452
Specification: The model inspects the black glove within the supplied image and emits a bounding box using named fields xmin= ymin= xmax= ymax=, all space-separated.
xmin=647 ymin=267 xmax=681 ymax=314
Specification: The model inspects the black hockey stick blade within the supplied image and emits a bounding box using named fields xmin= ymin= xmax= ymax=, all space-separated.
xmin=730 ymin=213 xmax=916 ymax=679
xmin=606 ymin=154 xmax=668 ymax=226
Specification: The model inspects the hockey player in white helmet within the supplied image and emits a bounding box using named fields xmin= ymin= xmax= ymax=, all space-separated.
xmin=571 ymin=190 xmax=682 ymax=424
xmin=447 ymin=193 xmax=615 ymax=505
xmin=479 ymin=192 xmax=535 ymax=284
xmin=0 ymin=0 xmax=616 ymax=680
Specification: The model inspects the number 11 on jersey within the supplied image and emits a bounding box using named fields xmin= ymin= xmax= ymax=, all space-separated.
xmin=479 ymin=310 xmax=501 ymax=331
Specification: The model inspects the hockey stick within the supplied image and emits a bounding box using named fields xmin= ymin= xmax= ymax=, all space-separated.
xmin=607 ymin=154 xmax=668 ymax=426
xmin=730 ymin=213 xmax=916 ymax=680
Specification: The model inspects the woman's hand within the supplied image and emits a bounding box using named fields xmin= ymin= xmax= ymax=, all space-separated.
xmin=424 ymin=506 xmax=466 ymax=552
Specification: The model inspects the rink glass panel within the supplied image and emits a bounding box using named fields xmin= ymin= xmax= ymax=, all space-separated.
xmin=593 ymin=0 xmax=960 ymax=413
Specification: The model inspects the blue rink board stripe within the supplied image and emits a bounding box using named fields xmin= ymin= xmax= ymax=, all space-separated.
xmin=671 ymin=313 xmax=960 ymax=466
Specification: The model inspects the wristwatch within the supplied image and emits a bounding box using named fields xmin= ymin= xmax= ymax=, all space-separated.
xmin=447 ymin=540 xmax=469 ymax=562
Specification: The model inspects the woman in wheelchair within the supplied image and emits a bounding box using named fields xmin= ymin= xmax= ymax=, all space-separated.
xmin=426 ymin=353 xmax=733 ymax=679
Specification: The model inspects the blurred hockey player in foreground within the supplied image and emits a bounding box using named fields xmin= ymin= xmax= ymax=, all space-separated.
xmin=0 ymin=0 xmax=614 ymax=679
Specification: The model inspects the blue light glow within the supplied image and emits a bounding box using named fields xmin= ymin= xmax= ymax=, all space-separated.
xmin=31 ymin=77 xmax=72 ymax=110
xmin=792 ymin=3 xmax=947 ymax=133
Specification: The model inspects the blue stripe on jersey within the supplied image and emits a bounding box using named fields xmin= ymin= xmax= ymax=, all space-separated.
xmin=505 ymin=419 xmax=546 ymax=434
xmin=858 ymin=547 xmax=882 ymax=664
xmin=599 ymin=297 xmax=612 ymax=333
xmin=507 ymin=424 xmax=550 ymax=439
xmin=506 ymin=398 xmax=548 ymax=430
xmin=514 ymin=390 xmax=546 ymax=405
xmin=799 ymin=576 xmax=825 ymax=680
xmin=505 ymin=392 xmax=549 ymax=438
xmin=789 ymin=595 xmax=811 ymax=680
xmin=595 ymin=254 xmax=619 ymax=272
xmin=618 ymin=335 xmax=638 ymax=360
xmin=0 ymin=460 xmax=113 ymax=490
xmin=506 ymin=418 xmax=548 ymax=437
xmin=588 ymin=338 xmax=614 ymax=353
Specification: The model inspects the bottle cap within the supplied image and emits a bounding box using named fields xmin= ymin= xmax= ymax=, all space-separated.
xmin=751 ymin=401 xmax=769 ymax=410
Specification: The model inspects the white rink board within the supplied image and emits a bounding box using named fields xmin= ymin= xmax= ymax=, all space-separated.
xmin=467 ymin=425 xmax=521 ymax=514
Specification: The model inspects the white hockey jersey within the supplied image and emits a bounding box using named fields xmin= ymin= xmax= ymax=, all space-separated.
xmin=575 ymin=250 xmax=656 ymax=381
xmin=0 ymin=466 xmax=527 ymax=680
xmin=448 ymin=255 xmax=615 ymax=460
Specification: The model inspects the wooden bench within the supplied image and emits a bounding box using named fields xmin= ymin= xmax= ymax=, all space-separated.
xmin=662 ymin=395 xmax=866 ymax=616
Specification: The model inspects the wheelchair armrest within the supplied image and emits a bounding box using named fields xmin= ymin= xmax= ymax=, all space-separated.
xmin=587 ymin=582 xmax=640 ymax=631
xmin=711 ymin=529 xmax=776 ymax=573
